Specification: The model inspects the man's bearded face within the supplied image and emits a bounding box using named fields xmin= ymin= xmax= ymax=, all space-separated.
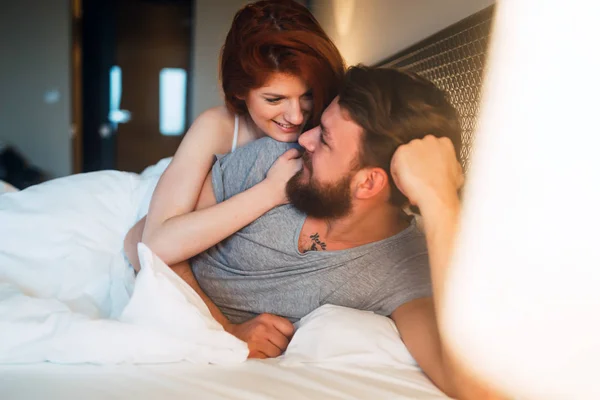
xmin=286 ymin=151 xmax=355 ymax=219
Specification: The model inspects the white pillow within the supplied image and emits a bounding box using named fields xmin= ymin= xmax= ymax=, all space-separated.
xmin=282 ymin=304 xmax=418 ymax=368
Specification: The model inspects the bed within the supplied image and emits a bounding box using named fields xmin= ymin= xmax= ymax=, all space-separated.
xmin=0 ymin=362 xmax=444 ymax=399
xmin=0 ymin=164 xmax=448 ymax=399
xmin=0 ymin=7 xmax=493 ymax=400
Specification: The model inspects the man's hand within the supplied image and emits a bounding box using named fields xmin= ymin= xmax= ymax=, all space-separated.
xmin=224 ymin=313 xmax=295 ymax=359
xmin=390 ymin=135 xmax=464 ymax=212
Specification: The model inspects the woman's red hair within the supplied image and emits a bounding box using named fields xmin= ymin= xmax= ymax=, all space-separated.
xmin=220 ymin=0 xmax=345 ymax=129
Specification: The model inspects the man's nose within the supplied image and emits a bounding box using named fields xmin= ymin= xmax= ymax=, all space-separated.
xmin=298 ymin=126 xmax=319 ymax=152
xmin=284 ymin=99 xmax=304 ymax=125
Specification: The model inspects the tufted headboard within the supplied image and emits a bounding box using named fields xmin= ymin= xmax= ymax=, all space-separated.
xmin=376 ymin=6 xmax=495 ymax=171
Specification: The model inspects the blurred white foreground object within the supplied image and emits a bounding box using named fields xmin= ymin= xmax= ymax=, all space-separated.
xmin=443 ymin=1 xmax=600 ymax=399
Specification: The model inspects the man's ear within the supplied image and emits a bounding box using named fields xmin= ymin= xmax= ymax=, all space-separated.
xmin=353 ymin=167 xmax=388 ymax=200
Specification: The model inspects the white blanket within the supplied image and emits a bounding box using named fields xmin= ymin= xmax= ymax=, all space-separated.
xmin=0 ymin=169 xmax=248 ymax=365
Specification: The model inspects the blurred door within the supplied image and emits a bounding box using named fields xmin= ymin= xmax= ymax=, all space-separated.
xmin=115 ymin=0 xmax=192 ymax=172
xmin=82 ymin=0 xmax=192 ymax=173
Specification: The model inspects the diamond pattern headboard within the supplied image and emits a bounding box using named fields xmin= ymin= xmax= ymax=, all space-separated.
xmin=377 ymin=6 xmax=495 ymax=170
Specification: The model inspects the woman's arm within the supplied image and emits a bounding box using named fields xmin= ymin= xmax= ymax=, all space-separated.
xmin=124 ymin=107 xmax=301 ymax=270
xmin=123 ymin=107 xmax=226 ymax=271
xmin=125 ymin=148 xmax=300 ymax=270
xmin=144 ymin=148 xmax=300 ymax=266
xmin=141 ymin=107 xmax=228 ymax=245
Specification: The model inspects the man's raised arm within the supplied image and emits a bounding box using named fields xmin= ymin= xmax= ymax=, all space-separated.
xmin=390 ymin=135 xmax=505 ymax=399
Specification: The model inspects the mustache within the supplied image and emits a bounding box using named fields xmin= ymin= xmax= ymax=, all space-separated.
xmin=302 ymin=151 xmax=312 ymax=173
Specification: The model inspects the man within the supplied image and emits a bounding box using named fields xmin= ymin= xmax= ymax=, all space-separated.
xmin=133 ymin=66 xmax=501 ymax=399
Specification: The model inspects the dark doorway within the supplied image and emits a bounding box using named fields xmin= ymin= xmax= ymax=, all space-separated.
xmin=81 ymin=0 xmax=193 ymax=173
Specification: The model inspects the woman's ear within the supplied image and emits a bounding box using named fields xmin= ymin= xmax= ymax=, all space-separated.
xmin=233 ymin=92 xmax=248 ymax=101
xmin=353 ymin=167 xmax=388 ymax=200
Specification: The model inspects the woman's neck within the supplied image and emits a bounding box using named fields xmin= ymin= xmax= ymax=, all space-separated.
xmin=242 ymin=114 xmax=266 ymax=141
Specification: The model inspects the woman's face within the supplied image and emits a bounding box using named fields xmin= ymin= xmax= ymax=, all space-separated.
xmin=243 ymin=72 xmax=313 ymax=142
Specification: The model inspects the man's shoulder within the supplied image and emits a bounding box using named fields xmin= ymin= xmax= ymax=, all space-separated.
xmin=236 ymin=137 xmax=298 ymax=157
xmin=369 ymin=220 xmax=429 ymax=266
xmin=220 ymin=137 xmax=299 ymax=173
xmin=213 ymin=138 xmax=299 ymax=201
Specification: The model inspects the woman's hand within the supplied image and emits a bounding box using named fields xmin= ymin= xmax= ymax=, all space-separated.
xmin=264 ymin=148 xmax=303 ymax=206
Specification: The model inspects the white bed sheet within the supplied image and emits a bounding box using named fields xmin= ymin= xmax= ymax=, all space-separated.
xmin=0 ymin=360 xmax=447 ymax=400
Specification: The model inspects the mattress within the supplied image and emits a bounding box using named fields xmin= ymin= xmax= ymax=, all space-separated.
xmin=0 ymin=360 xmax=447 ymax=399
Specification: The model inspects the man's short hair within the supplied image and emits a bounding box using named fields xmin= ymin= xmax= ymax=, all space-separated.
xmin=338 ymin=65 xmax=462 ymax=208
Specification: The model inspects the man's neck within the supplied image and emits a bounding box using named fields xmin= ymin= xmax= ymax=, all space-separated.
xmin=300 ymin=204 xmax=410 ymax=252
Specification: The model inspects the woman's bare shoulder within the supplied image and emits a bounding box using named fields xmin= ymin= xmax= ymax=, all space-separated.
xmin=185 ymin=105 xmax=237 ymax=153
xmin=192 ymin=105 xmax=235 ymax=133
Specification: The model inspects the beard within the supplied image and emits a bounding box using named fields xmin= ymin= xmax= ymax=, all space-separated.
xmin=286 ymin=152 xmax=354 ymax=219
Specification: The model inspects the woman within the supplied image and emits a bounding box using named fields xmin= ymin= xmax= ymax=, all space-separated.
xmin=124 ymin=0 xmax=344 ymax=273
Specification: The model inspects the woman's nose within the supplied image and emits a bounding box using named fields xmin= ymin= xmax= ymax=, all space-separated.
xmin=284 ymin=99 xmax=304 ymax=125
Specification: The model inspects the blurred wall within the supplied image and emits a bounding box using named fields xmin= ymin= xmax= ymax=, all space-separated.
xmin=0 ymin=0 xmax=72 ymax=178
xmin=190 ymin=0 xmax=248 ymax=118
xmin=0 ymin=0 xmax=248 ymax=177
xmin=310 ymin=0 xmax=494 ymax=66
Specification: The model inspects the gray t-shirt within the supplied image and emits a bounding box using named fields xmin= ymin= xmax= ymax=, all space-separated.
xmin=190 ymin=137 xmax=432 ymax=324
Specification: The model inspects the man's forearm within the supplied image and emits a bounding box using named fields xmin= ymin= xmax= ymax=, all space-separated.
xmin=421 ymin=200 xmax=504 ymax=399
xmin=420 ymin=197 xmax=461 ymax=314
xmin=170 ymin=260 xmax=233 ymax=332
xmin=390 ymin=136 xmax=504 ymax=398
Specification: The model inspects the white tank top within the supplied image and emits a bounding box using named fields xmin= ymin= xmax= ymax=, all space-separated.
xmin=231 ymin=114 xmax=240 ymax=152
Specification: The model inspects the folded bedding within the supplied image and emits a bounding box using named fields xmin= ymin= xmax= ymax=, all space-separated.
xmin=0 ymin=169 xmax=247 ymax=364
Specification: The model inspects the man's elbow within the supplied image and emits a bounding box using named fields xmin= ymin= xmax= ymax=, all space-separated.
xmin=456 ymin=385 xmax=506 ymax=400
xmin=442 ymin=359 xmax=507 ymax=400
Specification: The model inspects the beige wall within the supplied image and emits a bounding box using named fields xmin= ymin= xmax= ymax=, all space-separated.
xmin=190 ymin=0 xmax=249 ymax=118
xmin=310 ymin=0 xmax=494 ymax=66
xmin=0 ymin=0 xmax=72 ymax=178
